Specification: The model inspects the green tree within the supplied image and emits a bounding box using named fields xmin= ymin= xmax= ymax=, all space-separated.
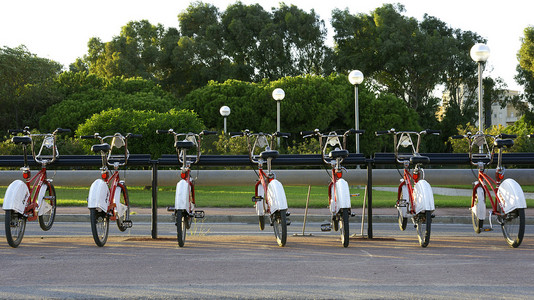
xmin=0 ymin=45 xmax=62 ymax=132
xmin=515 ymin=26 xmax=534 ymax=123
xmin=76 ymin=108 xmax=204 ymax=158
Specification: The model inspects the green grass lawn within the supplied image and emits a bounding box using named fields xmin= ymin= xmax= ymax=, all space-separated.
xmin=3 ymin=184 xmax=528 ymax=209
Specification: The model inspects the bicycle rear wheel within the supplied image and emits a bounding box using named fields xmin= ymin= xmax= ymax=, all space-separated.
xmin=5 ymin=210 xmax=26 ymax=248
xmin=90 ymin=208 xmax=109 ymax=247
xmin=501 ymin=208 xmax=525 ymax=248
xmin=38 ymin=182 xmax=56 ymax=231
xmin=415 ymin=210 xmax=432 ymax=248
xmin=116 ymin=183 xmax=131 ymax=232
xmin=339 ymin=208 xmax=349 ymax=248
xmin=176 ymin=209 xmax=187 ymax=247
xmin=273 ymin=210 xmax=287 ymax=247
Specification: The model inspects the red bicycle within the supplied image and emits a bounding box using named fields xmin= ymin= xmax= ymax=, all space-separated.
xmin=3 ymin=127 xmax=70 ymax=247
xmin=453 ymin=132 xmax=526 ymax=247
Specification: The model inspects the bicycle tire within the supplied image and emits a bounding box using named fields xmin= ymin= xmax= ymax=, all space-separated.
xmin=38 ymin=182 xmax=56 ymax=231
xmin=5 ymin=210 xmax=26 ymax=248
xmin=339 ymin=208 xmax=350 ymax=248
xmin=273 ymin=210 xmax=287 ymax=247
xmin=176 ymin=209 xmax=187 ymax=247
xmin=398 ymin=210 xmax=407 ymax=231
xmin=259 ymin=215 xmax=265 ymax=230
xmin=416 ymin=210 xmax=432 ymax=248
xmin=501 ymin=208 xmax=525 ymax=248
xmin=471 ymin=187 xmax=484 ymax=234
xmin=116 ymin=183 xmax=130 ymax=232
xmin=90 ymin=208 xmax=109 ymax=247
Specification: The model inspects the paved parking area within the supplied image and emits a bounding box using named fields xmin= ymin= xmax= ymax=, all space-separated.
xmin=1 ymin=222 xmax=533 ymax=299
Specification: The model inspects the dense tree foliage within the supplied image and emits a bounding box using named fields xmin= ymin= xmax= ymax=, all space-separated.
xmin=181 ymin=74 xmax=419 ymax=155
xmin=0 ymin=45 xmax=63 ymax=132
xmin=76 ymin=108 xmax=205 ymax=158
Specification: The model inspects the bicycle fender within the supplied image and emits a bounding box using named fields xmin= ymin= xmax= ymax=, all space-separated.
xmin=113 ymin=186 xmax=127 ymax=218
xmin=37 ymin=184 xmax=52 ymax=216
xmin=87 ymin=179 xmax=109 ymax=211
xmin=256 ymin=185 xmax=265 ymax=216
xmin=473 ymin=186 xmax=486 ymax=220
xmin=2 ymin=180 xmax=29 ymax=214
xmin=267 ymin=179 xmax=288 ymax=212
xmin=398 ymin=184 xmax=409 ymax=218
xmin=175 ymin=180 xmax=191 ymax=210
xmin=498 ymin=179 xmax=527 ymax=214
xmin=413 ymin=180 xmax=435 ymax=214
xmin=330 ymin=178 xmax=351 ymax=213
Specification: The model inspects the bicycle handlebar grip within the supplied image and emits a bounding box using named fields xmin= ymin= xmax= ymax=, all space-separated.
xmin=451 ymin=135 xmax=464 ymax=139
xmin=499 ymin=134 xmax=517 ymax=139
xmin=300 ymin=131 xmax=315 ymax=136
xmin=8 ymin=129 xmax=24 ymax=135
xmin=375 ymin=130 xmax=390 ymax=136
xmin=275 ymin=132 xmax=291 ymax=138
xmin=56 ymin=128 xmax=71 ymax=134
xmin=353 ymin=129 xmax=365 ymax=135
xmin=128 ymin=134 xmax=142 ymax=138
xmin=425 ymin=129 xmax=441 ymax=135
xmin=80 ymin=135 xmax=96 ymax=139
xmin=156 ymin=129 xmax=169 ymax=134
xmin=229 ymin=132 xmax=244 ymax=137
xmin=201 ymin=130 xmax=218 ymax=135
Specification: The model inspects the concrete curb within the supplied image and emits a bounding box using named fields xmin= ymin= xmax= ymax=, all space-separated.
xmin=3 ymin=214 xmax=532 ymax=225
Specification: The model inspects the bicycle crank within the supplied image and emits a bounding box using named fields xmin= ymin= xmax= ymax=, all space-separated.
xmin=121 ymin=220 xmax=133 ymax=228
xmin=320 ymin=223 xmax=332 ymax=231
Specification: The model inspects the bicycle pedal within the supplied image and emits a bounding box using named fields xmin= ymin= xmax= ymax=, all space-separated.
xmin=431 ymin=214 xmax=435 ymax=218
xmin=350 ymin=212 xmax=356 ymax=217
xmin=251 ymin=196 xmax=263 ymax=202
xmin=286 ymin=218 xmax=291 ymax=226
xmin=193 ymin=210 xmax=205 ymax=219
xmin=286 ymin=211 xmax=291 ymax=216
xmin=167 ymin=206 xmax=175 ymax=212
xmin=122 ymin=220 xmax=133 ymax=228
xmin=320 ymin=223 xmax=332 ymax=231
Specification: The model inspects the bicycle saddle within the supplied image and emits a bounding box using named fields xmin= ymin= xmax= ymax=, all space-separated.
xmin=260 ymin=150 xmax=279 ymax=160
xmin=494 ymin=139 xmax=514 ymax=148
xmin=175 ymin=141 xmax=195 ymax=149
xmin=329 ymin=149 xmax=349 ymax=159
xmin=12 ymin=136 xmax=31 ymax=145
xmin=410 ymin=155 xmax=430 ymax=164
xmin=91 ymin=143 xmax=111 ymax=153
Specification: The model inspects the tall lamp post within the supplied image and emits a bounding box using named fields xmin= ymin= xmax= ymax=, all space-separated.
xmin=470 ymin=43 xmax=490 ymax=133
xmin=219 ymin=105 xmax=231 ymax=134
xmin=272 ymin=88 xmax=285 ymax=147
xmin=348 ymin=70 xmax=364 ymax=154
xmin=470 ymin=43 xmax=490 ymax=153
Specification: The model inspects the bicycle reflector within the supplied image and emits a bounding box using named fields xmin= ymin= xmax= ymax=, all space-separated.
xmin=413 ymin=173 xmax=420 ymax=181
xmin=23 ymin=170 xmax=31 ymax=179
xmin=101 ymin=172 xmax=108 ymax=180
xmin=336 ymin=171 xmax=342 ymax=179
xmin=496 ymin=172 xmax=504 ymax=181
xmin=181 ymin=172 xmax=187 ymax=179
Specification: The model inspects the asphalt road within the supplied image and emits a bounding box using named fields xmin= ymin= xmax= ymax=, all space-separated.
xmin=1 ymin=220 xmax=534 ymax=299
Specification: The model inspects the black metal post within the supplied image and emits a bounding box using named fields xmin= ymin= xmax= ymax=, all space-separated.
xmin=151 ymin=160 xmax=158 ymax=239
xmin=366 ymin=159 xmax=373 ymax=238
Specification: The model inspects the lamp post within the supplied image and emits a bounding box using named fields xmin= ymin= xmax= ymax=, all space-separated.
xmin=348 ymin=70 xmax=364 ymax=154
xmin=470 ymin=43 xmax=490 ymax=133
xmin=470 ymin=43 xmax=490 ymax=153
xmin=272 ymin=88 xmax=285 ymax=147
xmin=219 ymin=105 xmax=231 ymax=134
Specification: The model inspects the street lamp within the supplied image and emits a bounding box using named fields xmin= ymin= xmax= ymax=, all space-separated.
xmin=219 ymin=105 xmax=231 ymax=134
xmin=470 ymin=43 xmax=490 ymax=153
xmin=272 ymin=88 xmax=285 ymax=147
xmin=348 ymin=70 xmax=364 ymax=154
xmin=470 ymin=43 xmax=490 ymax=133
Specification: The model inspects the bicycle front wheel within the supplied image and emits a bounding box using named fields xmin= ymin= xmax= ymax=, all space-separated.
xmin=116 ymin=183 xmax=131 ymax=232
xmin=176 ymin=209 xmax=187 ymax=247
xmin=273 ymin=210 xmax=287 ymax=247
xmin=415 ymin=210 xmax=432 ymax=248
xmin=5 ymin=210 xmax=26 ymax=248
xmin=90 ymin=208 xmax=109 ymax=247
xmin=39 ymin=182 xmax=56 ymax=231
xmin=501 ymin=208 xmax=525 ymax=248
xmin=339 ymin=208 xmax=350 ymax=248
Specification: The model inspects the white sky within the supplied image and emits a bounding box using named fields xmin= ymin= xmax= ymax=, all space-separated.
xmin=1 ymin=0 xmax=533 ymax=92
